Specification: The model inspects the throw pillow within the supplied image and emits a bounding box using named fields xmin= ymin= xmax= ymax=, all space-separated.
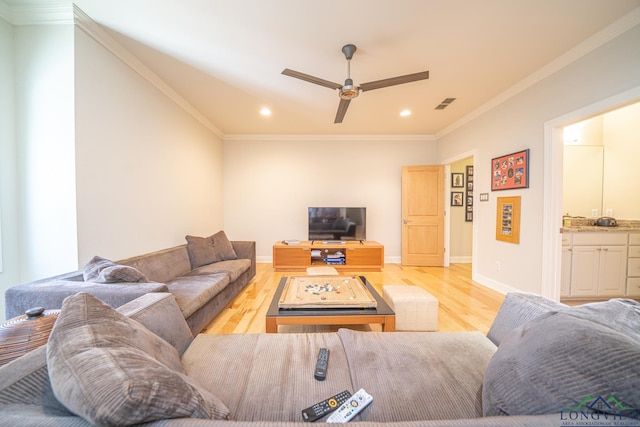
xmin=483 ymin=298 xmax=640 ymax=418
xmin=185 ymin=230 xmax=237 ymax=269
xmin=83 ymin=256 xmax=149 ymax=283
xmin=47 ymin=293 xmax=229 ymax=426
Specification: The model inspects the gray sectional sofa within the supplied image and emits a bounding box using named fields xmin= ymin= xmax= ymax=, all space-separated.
xmin=1 ymin=290 xmax=638 ymax=426
xmin=4 ymin=231 xmax=256 ymax=334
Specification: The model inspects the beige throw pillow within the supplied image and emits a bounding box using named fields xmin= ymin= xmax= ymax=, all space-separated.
xmin=46 ymin=293 xmax=229 ymax=426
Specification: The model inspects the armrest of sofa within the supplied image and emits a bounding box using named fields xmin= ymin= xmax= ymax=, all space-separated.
xmin=486 ymin=292 xmax=567 ymax=346
xmin=5 ymin=280 xmax=168 ymax=320
xmin=117 ymin=292 xmax=194 ymax=356
xmin=232 ymin=240 xmax=256 ymax=279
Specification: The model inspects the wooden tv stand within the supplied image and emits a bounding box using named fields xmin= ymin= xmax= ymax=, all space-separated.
xmin=272 ymin=241 xmax=384 ymax=272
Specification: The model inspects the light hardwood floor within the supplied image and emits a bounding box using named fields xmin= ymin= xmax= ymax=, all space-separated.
xmin=202 ymin=263 xmax=505 ymax=335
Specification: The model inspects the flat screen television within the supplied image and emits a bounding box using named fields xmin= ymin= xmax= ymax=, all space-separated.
xmin=308 ymin=207 xmax=366 ymax=241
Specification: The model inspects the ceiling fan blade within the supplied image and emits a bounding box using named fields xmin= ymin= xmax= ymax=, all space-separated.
xmin=360 ymin=70 xmax=429 ymax=92
xmin=282 ymin=69 xmax=342 ymax=90
xmin=334 ymin=99 xmax=351 ymax=123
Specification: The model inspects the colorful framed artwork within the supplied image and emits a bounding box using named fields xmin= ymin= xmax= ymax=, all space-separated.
xmin=491 ymin=149 xmax=529 ymax=191
xmin=496 ymin=196 xmax=521 ymax=244
xmin=451 ymin=192 xmax=463 ymax=206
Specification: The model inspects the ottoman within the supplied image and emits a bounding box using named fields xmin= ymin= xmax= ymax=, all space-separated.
xmin=382 ymin=285 xmax=438 ymax=331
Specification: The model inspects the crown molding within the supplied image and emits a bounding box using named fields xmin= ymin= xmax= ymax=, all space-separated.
xmin=73 ymin=5 xmax=224 ymax=138
xmin=0 ymin=0 xmax=72 ymax=25
xmin=223 ymin=134 xmax=436 ymax=142
xmin=436 ymin=6 xmax=640 ymax=140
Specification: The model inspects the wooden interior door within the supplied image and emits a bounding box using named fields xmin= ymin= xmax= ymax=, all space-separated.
xmin=401 ymin=165 xmax=445 ymax=266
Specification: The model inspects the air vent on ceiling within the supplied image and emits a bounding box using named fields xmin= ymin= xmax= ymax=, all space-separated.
xmin=435 ymin=97 xmax=456 ymax=110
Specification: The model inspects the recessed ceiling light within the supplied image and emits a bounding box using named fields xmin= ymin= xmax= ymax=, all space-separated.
xmin=260 ymin=107 xmax=272 ymax=116
xmin=400 ymin=109 xmax=412 ymax=117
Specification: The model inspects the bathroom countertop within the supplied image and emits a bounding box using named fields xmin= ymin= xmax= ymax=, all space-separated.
xmin=562 ymin=218 xmax=640 ymax=232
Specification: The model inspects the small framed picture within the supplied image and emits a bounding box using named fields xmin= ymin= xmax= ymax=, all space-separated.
xmin=451 ymin=192 xmax=464 ymax=206
xmin=451 ymin=173 xmax=464 ymax=188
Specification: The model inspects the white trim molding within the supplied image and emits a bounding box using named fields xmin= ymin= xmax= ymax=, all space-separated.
xmin=0 ymin=0 xmax=73 ymax=25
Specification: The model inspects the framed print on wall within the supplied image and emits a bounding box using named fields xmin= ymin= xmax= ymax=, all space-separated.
xmin=491 ymin=149 xmax=529 ymax=191
xmin=465 ymin=165 xmax=474 ymax=221
xmin=496 ymin=196 xmax=521 ymax=244
xmin=451 ymin=173 xmax=464 ymax=188
xmin=451 ymin=192 xmax=463 ymax=206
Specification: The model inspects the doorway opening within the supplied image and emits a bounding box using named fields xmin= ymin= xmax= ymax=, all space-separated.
xmin=542 ymin=86 xmax=640 ymax=301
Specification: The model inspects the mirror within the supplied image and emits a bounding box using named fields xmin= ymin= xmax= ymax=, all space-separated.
xmin=563 ymin=101 xmax=640 ymax=220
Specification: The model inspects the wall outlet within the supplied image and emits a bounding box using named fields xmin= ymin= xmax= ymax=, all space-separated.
xmin=591 ymin=209 xmax=598 ymax=218
xmin=605 ymin=209 xmax=614 ymax=217
xmin=495 ymin=261 xmax=501 ymax=271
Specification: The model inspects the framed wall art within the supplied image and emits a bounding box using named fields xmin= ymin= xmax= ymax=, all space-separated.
xmin=491 ymin=149 xmax=529 ymax=191
xmin=451 ymin=173 xmax=464 ymax=188
xmin=465 ymin=165 xmax=474 ymax=221
xmin=451 ymin=192 xmax=463 ymax=206
xmin=495 ymin=196 xmax=521 ymax=244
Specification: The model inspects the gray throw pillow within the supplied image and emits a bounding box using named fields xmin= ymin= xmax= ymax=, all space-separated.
xmin=483 ymin=299 xmax=640 ymax=418
xmin=47 ymin=293 xmax=229 ymax=426
xmin=185 ymin=230 xmax=237 ymax=268
xmin=83 ymin=255 xmax=149 ymax=283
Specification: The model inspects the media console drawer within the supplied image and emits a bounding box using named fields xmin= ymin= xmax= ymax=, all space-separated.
xmin=272 ymin=241 xmax=384 ymax=272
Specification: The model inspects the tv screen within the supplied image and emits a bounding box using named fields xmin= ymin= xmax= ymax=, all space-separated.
xmin=308 ymin=207 xmax=366 ymax=241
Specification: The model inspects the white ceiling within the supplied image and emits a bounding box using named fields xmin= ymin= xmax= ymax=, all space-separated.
xmin=5 ymin=0 xmax=640 ymax=135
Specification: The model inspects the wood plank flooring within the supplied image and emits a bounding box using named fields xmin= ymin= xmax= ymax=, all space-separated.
xmin=202 ymin=263 xmax=505 ymax=335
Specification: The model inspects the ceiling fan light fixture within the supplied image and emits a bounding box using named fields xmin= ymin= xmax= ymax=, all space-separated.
xmin=339 ymin=85 xmax=360 ymax=100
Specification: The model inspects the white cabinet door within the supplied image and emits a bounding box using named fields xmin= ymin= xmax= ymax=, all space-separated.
xmin=570 ymin=246 xmax=600 ymax=296
xmin=598 ymin=245 xmax=627 ymax=296
xmin=561 ymin=246 xmax=572 ymax=297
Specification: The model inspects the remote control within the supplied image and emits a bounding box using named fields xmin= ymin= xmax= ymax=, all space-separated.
xmin=314 ymin=348 xmax=329 ymax=381
xmin=301 ymin=390 xmax=352 ymax=422
xmin=326 ymin=388 xmax=373 ymax=423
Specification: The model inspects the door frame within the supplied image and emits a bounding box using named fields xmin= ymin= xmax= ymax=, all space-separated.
xmin=441 ymin=150 xmax=477 ymax=271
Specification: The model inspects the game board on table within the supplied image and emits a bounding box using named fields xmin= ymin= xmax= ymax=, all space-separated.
xmin=278 ymin=275 xmax=377 ymax=309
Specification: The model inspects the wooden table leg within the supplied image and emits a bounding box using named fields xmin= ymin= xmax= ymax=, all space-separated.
xmin=382 ymin=315 xmax=396 ymax=332
xmin=265 ymin=317 xmax=277 ymax=333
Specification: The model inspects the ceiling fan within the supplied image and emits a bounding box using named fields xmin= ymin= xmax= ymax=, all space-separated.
xmin=282 ymin=44 xmax=429 ymax=124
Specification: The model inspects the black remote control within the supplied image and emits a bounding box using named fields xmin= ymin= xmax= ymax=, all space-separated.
xmin=301 ymin=390 xmax=351 ymax=422
xmin=314 ymin=348 xmax=329 ymax=381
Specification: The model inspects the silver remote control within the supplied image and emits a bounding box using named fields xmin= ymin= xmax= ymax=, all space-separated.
xmin=326 ymin=388 xmax=373 ymax=423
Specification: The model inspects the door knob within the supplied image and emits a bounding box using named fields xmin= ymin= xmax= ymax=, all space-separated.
xmin=403 ymin=218 xmax=408 ymax=224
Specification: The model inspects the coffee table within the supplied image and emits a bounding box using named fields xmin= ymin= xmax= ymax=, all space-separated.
xmin=265 ymin=276 xmax=395 ymax=333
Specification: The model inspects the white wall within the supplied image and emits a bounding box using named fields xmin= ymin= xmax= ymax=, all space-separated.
xmin=0 ymin=17 xmax=18 ymax=320
xmin=437 ymin=23 xmax=640 ymax=295
xmin=14 ymin=24 xmax=78 ymax=281
xmin=74 ymin=27 xmax=225 ymax=263
xmin=222 ymin=137 xmax=437 ymax=261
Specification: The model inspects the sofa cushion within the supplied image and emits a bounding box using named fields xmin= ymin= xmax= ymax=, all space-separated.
xmin=83 ymin=256 xmax=149 ymax=283
xmin=166 ymin=273 xmax=231 ymax=319
xmin=46 ymin=293 xmax=229 ymax=425
xmin=337 ymin=329 xmax=497 ymax=421
xmin=483 ymin=299 xmax=640 ymax=417
xmin=118 ymin=246 xmax=192 ymax=283
xmin=187 ymin=259 xmax=251 ymax=282
xmin=186 ymin=231 xmax=237 ymax=269
xmin=181 ymin=332 xmax=354 ymax=422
